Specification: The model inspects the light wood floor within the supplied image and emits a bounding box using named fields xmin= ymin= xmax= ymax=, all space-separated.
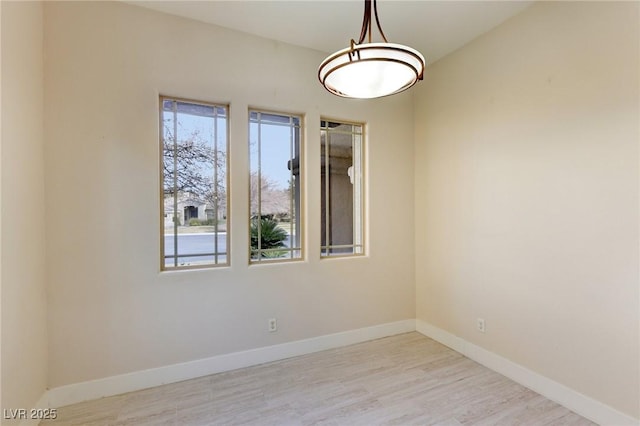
xmin=41 ymin=332 xmax=595 ymax=426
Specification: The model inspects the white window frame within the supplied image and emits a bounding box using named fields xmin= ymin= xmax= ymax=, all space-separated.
xmin=249 ymin=109 xmax=304 ymax=263
xmin=320 ymin=118 xmax=365 ymax=258
xmin=160 ymin=96 xmax=230 ymax=270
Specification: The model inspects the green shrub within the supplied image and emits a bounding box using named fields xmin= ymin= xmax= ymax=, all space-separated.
xmin=188 ymin=218 xmax=217 ymax=226
xmin=250 ymin=217 xmax=287 ymax=258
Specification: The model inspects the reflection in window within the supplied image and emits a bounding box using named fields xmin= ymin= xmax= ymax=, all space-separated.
xmin=321 ymin=120 xmax=364 ymax=257
xmin=249 ymin=111 xmax=303 ymax=262
xmin=161 ymin=97 xmax=229 ymax=269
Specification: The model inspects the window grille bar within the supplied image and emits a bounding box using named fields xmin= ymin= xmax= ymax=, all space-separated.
xmin=164 ymin=252 xmax=227 ymax=259
xmin=321 ymin=244 xmax=363 ymax=250
xmin=172 ymin=100 xmax=179 ymax=268
xmin=213 ymin=109 xmax=219 ymax=264
xmin=324 ymin=131 xmax=331 ymax=253
xmin=351 ymin=131 xmax=362 ymax=253
xmin=289 ymin=117 xmax=294 ymax=259
xmin=257 ymin=112 xmax=263 ymax=260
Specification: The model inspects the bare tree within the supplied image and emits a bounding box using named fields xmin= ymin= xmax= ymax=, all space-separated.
xmin=163 ymin=125 xmax=226 ymax=206
xmin=250 ymin=172 xmax=291 ymax=217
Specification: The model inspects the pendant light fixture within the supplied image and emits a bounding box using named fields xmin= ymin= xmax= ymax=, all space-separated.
xmin=318 ymin=0 xmax=425 ymax=99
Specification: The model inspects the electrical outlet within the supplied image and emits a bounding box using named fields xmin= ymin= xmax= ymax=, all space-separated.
xmin=268 ymin=318 xmax=277 ymax=332
xmin=477 ymin=318 xmax=486 ymax=333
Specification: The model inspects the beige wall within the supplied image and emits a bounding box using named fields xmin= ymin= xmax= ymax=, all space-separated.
xmin=414 ymin=1 xmax=639 ymax=419
xmin=43 ymin=1 xmax=416 ymax=388
xmin=1 ymin=0 xmax=48 ymax=419
xmin=4 ymin=0 xmax=636 ymax=420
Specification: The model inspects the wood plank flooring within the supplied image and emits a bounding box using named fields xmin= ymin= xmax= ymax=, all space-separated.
xmin=41 ymin=332 xmax=595 ymax=425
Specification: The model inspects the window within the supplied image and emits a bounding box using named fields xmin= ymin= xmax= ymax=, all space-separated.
xmin=249 ymin=110 xmax=303 ymax=262
xmin=160 ymin=97 xmax=229 ymax=270
xmin=320 ymin=119 xmax=364 ymax=257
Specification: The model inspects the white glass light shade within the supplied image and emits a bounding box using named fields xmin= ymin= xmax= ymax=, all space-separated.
xmin=318 ymin=42 xmax=425 ymax=99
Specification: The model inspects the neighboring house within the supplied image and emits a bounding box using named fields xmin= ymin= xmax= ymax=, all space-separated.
xmin=164 ymin=192 xmax=218 ymax=226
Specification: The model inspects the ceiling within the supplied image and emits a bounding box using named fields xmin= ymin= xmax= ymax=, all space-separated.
xmin=127 ymin=1 xmax=533 ymax=64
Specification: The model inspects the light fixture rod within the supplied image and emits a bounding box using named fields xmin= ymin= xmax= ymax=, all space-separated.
xmin=357 ymin=0 xmax=388 ymax=44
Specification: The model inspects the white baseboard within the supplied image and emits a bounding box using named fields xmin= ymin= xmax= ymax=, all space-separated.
xmin=37 ymin=318 xmax=639 ymax=426
xmin=46 ymin=319 xmax=416 ymax=408
xmin=416 ymin=319 xmax=639 ymax=426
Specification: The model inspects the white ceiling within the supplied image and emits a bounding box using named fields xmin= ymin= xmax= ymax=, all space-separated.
xmin=127 ymin=1 xmax=533 ymax=64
